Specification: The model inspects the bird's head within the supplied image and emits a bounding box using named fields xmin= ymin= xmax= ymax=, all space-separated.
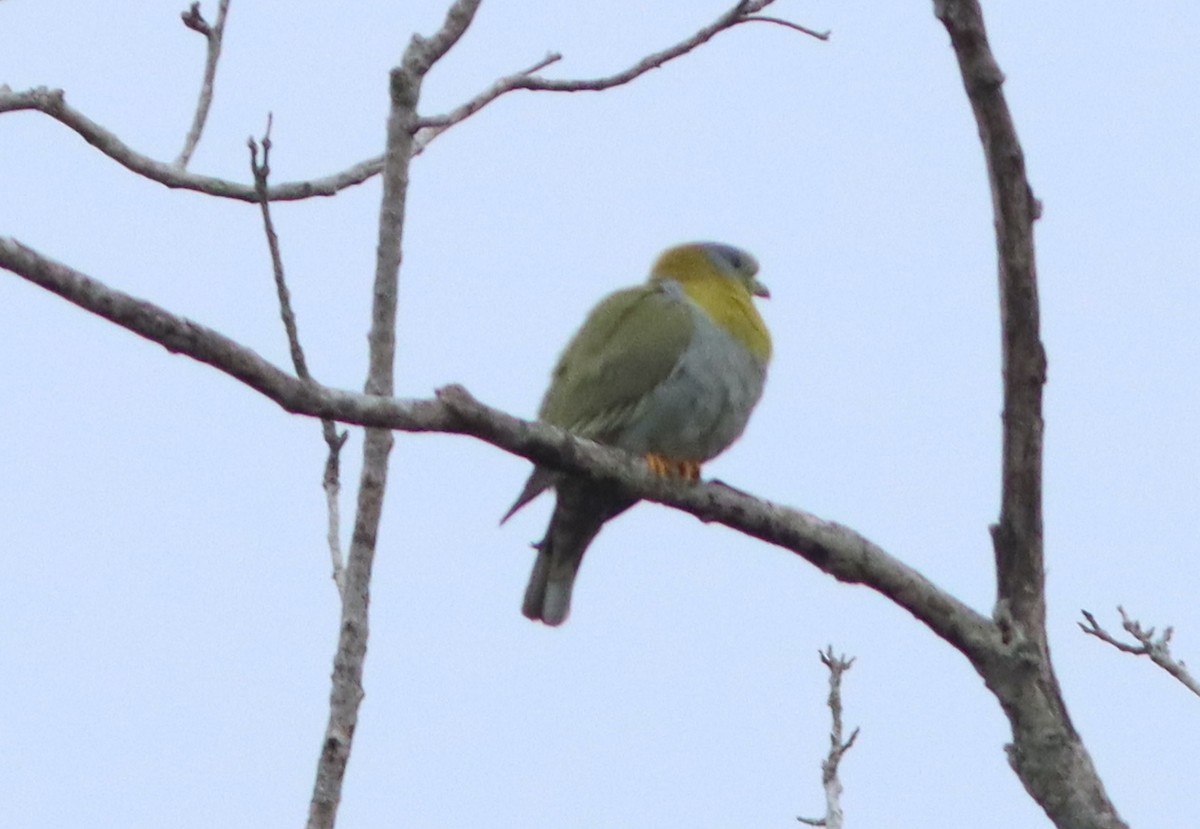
xmin=649 ymin=242 xmax=772 ymax=362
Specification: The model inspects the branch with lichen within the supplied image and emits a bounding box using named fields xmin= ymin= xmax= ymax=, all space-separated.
xmin=1080 ymin=608 xmax=1200 ymax=698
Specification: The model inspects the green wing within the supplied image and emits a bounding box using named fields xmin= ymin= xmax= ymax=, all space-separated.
xmin=539 ymin=285 xmax=693 ymax=441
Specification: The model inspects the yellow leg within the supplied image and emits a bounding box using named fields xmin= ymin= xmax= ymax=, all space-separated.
xmin=676 ymin=459 xmax=701 ymax=481
xmin=644 ymin=453 xmax=702 ymax=481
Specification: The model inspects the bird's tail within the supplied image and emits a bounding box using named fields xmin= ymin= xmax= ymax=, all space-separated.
xmin=521 ymin=506 xmax=605 ymax=626
xmin=521 ymin=481 xmax=632 ymax=626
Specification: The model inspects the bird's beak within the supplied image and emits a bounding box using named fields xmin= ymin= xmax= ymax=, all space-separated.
xmin=751 ymin=278 xmax=771 ymax=299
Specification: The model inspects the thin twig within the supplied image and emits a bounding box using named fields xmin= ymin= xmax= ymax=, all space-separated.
xmin=249 ymin=117 xmax=350 ymax=596
xmin=742 ymin=16 xmax=831 ymax=40
xmin=1080 ymin=608 xmax=1200 ymax=698
xmin=798 ymin=647 xmax=858 ymax=829
xmin=176 ymin=0 xmax=232 ymax=168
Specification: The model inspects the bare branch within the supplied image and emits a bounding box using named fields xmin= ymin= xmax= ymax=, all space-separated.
xmin=0 ymin=235 xmax=998 ymax=665
xmin=0 ymin=86 xmax=381 ymax=202
xmin=176 ymin=0 xmax=232 ymax=168
xmin=307 ymin=3 xmax=483 ymax=828
xmin=798 ymin=648 xmax=858 ymax=829
xmin=412 ymin=0 xmax=828 ymax=147
xmin=249 ymin=118 xmax=350 ymax=596
xmin=1080 ymin=608 xmax=1200 ymax=698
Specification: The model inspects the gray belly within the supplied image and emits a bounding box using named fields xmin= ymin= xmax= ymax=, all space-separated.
xmin=616 ymin=308 xmax=766 ymax=461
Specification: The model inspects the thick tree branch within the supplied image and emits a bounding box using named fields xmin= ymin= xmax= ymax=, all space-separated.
xmin=0 ymin=235 xmax=998 ymax=666
xmin=937 ymin=0 xmax=1046 ymax=635
xmin=1080 ymin=609 xmax=1200 ymax=698
xmin=934 ymin=2 xmax=1124 ymax=827
xmin=176 ymin=0 xmax=231 ymax=168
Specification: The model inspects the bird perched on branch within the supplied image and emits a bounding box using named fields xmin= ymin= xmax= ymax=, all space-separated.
xmin=502 ymin=242 xmax=772 ymax=625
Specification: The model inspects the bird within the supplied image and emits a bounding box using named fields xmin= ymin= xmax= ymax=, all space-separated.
xmin=502 ymin=242 xmax=772 ymax=625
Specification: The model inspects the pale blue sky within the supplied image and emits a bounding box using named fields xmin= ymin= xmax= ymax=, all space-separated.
xmin=2 ymin=2 xmax=1197 ymax=827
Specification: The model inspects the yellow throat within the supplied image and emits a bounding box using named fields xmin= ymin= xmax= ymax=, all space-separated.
xmin=651 ymin=245 xmax=772 ymax=363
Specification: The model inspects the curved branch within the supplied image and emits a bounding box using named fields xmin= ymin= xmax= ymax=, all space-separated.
xmin=413 ymin=0 xmax=830 ymax=147
xmin=0 ymin=86 xmax=381 ymax=202
xmin=509 ymin=0 xmax=775 ymax=93
xmin=736 ymin=16 xmax=830 ymax=41
xmin=0 ymin=234 xmax=997 ymax=665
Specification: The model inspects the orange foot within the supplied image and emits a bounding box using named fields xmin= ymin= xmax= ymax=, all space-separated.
xmin=644 ymin=453 xmax=702 ymax=482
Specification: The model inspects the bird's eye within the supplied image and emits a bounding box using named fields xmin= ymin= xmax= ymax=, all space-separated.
xmin=710 ymin=245 xmax=742 ymax=271
xmin=699 ymin=243 xmax=755 ymax=276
